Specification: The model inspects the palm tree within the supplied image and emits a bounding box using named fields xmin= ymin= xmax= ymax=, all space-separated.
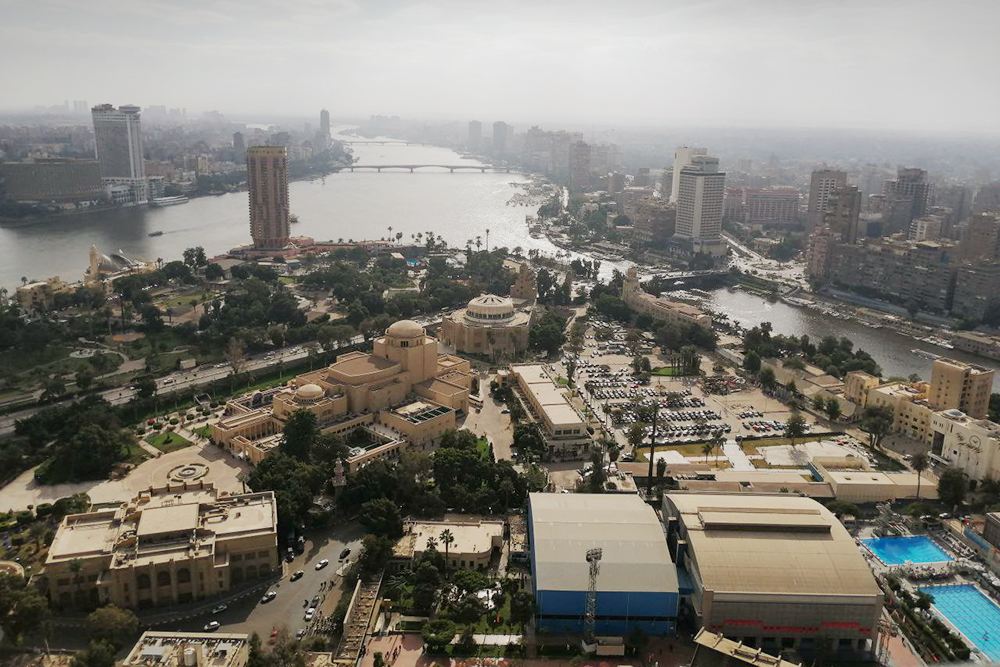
xmin=485 ymin=228 xmax=490 ymax=252
xmin=475 ymin=236 xmax=482 ymax=252
xmin=440 ymin=529 xmax=455 ymax=576
xmin=911 ymin=453 xmax=929 ymax=499
xmin=237 ymin=470 xmax=249 ymax=493
xmin=388 ymin=226 xmax=393 ymax=242
xmin=702 ymin=441 xmax=713 ymax=464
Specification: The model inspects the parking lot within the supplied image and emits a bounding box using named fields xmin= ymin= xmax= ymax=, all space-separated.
xmin=562 ymin=320 xmax=820 ymax=459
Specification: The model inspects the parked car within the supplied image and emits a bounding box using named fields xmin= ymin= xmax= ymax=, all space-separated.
xmin=290 ymin=570 xmax=304 ymax=581
xmin=261 ymin=591 xmax=277 ymax=604
xmin=315 ymin=559 xmax=330 ymax=570
xmin=211 ymin=604 xmax=228 ymax=615
xmin=339 ymin=549 xmax=351 ymax=560
xmin=304 ymin=608 xmax=315 ymax=622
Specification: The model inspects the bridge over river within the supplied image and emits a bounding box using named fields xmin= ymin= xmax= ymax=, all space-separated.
xmin=336 ymin=164 xmax=511 ymax=173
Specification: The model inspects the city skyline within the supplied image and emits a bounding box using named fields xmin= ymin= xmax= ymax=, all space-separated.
xmin=2 ymin=0 xmax=999 ymax=134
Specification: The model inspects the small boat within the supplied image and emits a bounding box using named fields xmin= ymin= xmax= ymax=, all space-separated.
xmin=148 ymin=231 xmax=164 ymax=237
xmin=912 ymin=349 xmax=940 ymax=360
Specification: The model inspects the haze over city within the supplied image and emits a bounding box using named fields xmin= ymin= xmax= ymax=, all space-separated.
xmin=3 ymin=0 xmax=999 ymax=133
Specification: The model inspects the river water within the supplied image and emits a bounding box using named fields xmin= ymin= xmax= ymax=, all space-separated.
xmin=2 ymin=133 xmax=997 ymax=388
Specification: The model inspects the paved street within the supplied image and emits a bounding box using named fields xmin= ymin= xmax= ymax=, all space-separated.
xmin=163 ymin=522 xmax=364 ymax=639
xmin=459 ymin=376 xmax=513 ymax=460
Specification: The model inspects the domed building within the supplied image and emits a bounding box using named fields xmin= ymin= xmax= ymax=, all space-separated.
xmin=441 ymin=294 xmax=532 ymax=359
xmin=214 ymin=318 xmax=474 ymax=471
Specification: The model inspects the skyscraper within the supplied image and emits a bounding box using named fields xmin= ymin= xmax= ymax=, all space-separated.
xmin=247 ymin=146 xmax=290 ymax=250
xmin=675 ymin=155 xmax=726 ymax=255
xmin=807 ymin=169 xmax=847 ymax=233
xmin=91 ymin=103 xmax=147 ymax=204
xmin=468 ymin=120 xmax=481 ymax=150
xmin=493 ymin=121 xmax=508 ymax=156
xmin=670 ymin=146 xmax=708 ymax=202
xmin=320 ymin=109 xmax=330 ymax=136
xmin=823 ymin=185 xmax=863 ymax=244
xmin=232 ymin=132 xmax=246 ymax=160
xmin=882 ymin=167 xmax=932 ymax=233
xmin=569 ymin=141 xmax=591 ymax=192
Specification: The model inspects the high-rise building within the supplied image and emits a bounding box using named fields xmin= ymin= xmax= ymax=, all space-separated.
xmin=675 ymin=155 xmax=726 ymax=255
xmin=929 ymin=358 xmax=994 ymax=419
xmin=960 ymin=214 xmax=1000 ymax=262
xmin=232 ymin=132 xmax=246 ymax=160
xmin=319 ymin=109 xmax=330 ymax=137
xmin=0 ymin=159 xmax=103 ymax=202
xmin=882 ymin=167 xmax=932 ymax=233
xmin=492 ymin=121 xmax=508 ymax=156
xmin=91 ymin=103 xmax=147 ymax=204
xmin=670 ymin=146 xmax=707 ymax=202
xmin=952 ymin=263 xmax=1000 ymax=322
xmin=569 ymin=141 xmax=591 ymax=191
xmin=824 ymin=185 xmax=863 ymax=244
xmin=467 ymin=120 xmax=481 ymax=150
xmin=807 ymin=169 xmax=847 ymax=232
xmin=247 ymin=146 xmax=290 ymax=250
xmin=909 ymin=215 xmax=944 ymax=242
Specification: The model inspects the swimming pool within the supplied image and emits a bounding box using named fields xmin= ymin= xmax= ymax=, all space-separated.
xmin=862 ymin=535 xmax=952 ymax=565
xmin=919 ymin=584 xmax=1000 ymax=660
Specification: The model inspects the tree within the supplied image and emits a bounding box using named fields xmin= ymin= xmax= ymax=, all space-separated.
xmin=911 ymin=453 xmax=929 ymax=499
xmin=422 ymin=619 xmax=457 ymax=653
xmin=135 ymin=374 xmax=156 ymax=400
xmin=453 ymin=569 xmax=489 ymax=596
xmin=359 ymin=498 xmax=404 ymax=538
xmin=914 ymin=590 xmax=934 ymax=612
xmin=440 ymin=529 xmax=455 ymax=576
xmin=0 ymin=573 xmax=51 ymax=644
xmin=702 ymin=441 xmax=713 ymax=464
xmin=281 ymin=409 xmax=318 ymax=461
xmin=41 ymin=378 xmax=64 ymax=402
xmin=224 ymin=336 xmax=247 ymax=378
xmin=824 ymin=398 xmax=841 ymax=422
xmin=87 ymin=605 xmax=139 ymax=650
xmin=76 ymin=367 xmax=95 ymax=391
xmin=785 ymin=413 xmax=807 ymax=446
xmin=938 ymin=467 xmax=968 ymax=510
xmin=812 ymin=394 xmax=826 ymax=411
xmin=743 ymin=350 xmax=761 ymax=373
xmin=71 ymin=641 xmax=117 ymax=667
xmin=860 ymin=406 xmax=894 ymax=451
xmin=183 ymin=246 xmax=208 ymax=268
xmin=204 ymin=262 xmax=225 ymax=281
xmin=758 ymin=367 xmax=776 ymax=391
xmin=510 ymin=590 xmax=536 ymax=627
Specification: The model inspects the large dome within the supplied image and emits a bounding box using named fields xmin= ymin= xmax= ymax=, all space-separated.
xmin=386 ymin=319 xmax=424 ymax=339
xmin=466 ymin=294 xmax=515 ymax=322
xmin=295 ymin=383 xmax=324 ymax=402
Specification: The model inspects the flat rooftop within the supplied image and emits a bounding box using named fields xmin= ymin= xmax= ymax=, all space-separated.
xmin=328 ymin=352 xmax=398 ymax=378
xmin=123 ymin=631 xmax=248 ymax=667
xmin=666 ymin=493 xmax=880 ymax=598
xmin=393 ymin=519 xmax=503 ymax=559
xmin=529 ymin=493 xmax=678 ymax=594
xmin=137 ymin=504 xmax=199 ymax=537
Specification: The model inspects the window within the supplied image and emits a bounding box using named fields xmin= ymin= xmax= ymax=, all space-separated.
xmin=137 ymin=574 xmax=151 ymax=590
xmin=177 ymin=568 xmax=191 ymax=584
xmin=157 ymin=571 xmax=171 ymax=587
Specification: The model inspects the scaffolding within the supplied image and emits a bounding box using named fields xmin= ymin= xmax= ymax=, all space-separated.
xmin=584 ymin=547 xmax=603 ymax=641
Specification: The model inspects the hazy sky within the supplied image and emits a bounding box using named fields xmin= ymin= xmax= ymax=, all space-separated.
xmin=3 ymin=0 xmax=998 ymax=133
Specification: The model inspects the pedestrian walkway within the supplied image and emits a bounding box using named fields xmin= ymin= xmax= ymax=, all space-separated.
xmin=723 ymin=440 xmax=754 ymax=470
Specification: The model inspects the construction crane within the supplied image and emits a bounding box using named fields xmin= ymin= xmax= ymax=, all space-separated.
xmin=585 ymin=547 xmax=603 ymax=642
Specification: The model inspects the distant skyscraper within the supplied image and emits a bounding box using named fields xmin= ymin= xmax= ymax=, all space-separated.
xmin=91 ymin=103 xmax=147 ymax=204
xmin=675 ymin=155 xmax=726 ymax=255
xmin=824 ymin=185 xmax=863 ymax=244
xmin=247 ymin=146 xmax=290 ymax=250
xmin=807 ymin=168 xmax=848 ymax=233
xmin=468 ymin=120 xmax=482 ymax=150
xmin=493 ymin=121 xmax=508 ymax=156
xmin=320 ymin=109 xmax=330 ymax=137
xmin=882 ymin=167 xmax=932 ymax=233
xmin=232 ymin=132 xmax=246 ymax=159
xmin=569 ymin=141 xmax=591 ymax=191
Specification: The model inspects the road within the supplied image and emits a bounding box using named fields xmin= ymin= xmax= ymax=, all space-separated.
xmin=165 ymin=522 xmax=364 ymax=638
xmin=0 ymin=316 xmax=443 ymax=436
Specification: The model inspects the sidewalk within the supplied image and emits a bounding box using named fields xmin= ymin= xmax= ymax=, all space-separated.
xmin=723 ymin=441 xmax=754 ymax=471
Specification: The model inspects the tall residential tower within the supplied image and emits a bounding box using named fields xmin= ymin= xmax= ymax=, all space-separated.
xmin=675 ymin=155 xmax=726 ymax=255
xmin=247 ymin=146 xmax=290 ymax=250
xmin=670 ymin=146 xmax=707 ymax=203
xmin=807 ymin=168 xmax=847 ymax=233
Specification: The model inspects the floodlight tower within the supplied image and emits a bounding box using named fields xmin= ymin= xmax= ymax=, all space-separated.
xmin=584 ymin=547 xmax=603 ymax=641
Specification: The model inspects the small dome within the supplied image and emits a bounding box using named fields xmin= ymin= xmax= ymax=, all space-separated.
xmin=386 ymin=319 xmax=424 ymax=338
xmin=466 ymin=294 xmax=515 ymax=321
xmin=295 ymin=383 xmax=324 ymax=402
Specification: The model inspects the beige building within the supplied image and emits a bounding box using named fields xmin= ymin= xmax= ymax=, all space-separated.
xmin=844 ymin=371 xmax=879 ymax=406
xmin=510 ymin=364 xmax=591 ymax=459
xmin=441 ymin=294 xmax=531 ymax=360
xmin=40 ymin=484 xmax=277 ymax=610
xmin=247 ymin=146 xmax=290 ymax=250
xmin=928 ymin=358 xmax=993 ymax=419
xmin=16 ymin=277 xmax=71 ymax=311
xmin=621 ymin=267 xmax=712 ymax=329
xmin=663 ymin=493 xmax=882 ymax=653
xmin=213 ymin=320 xmax=472 ymax=473
xmin=509 ymin=262 xmax=537 ymax=304
xmin=866 ymin=381 xmax=935 ymax=443
xmin=929 ymin=409 xmax=1000 ymax=481
xmin=123 ymin=632 xmax=249 ymax=667
xmin=392 ymin=518 xmax=504 ymax=571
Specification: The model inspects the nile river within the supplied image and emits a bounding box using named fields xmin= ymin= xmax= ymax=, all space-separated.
xmin=1 ymin=134 xmax=997 ymax=387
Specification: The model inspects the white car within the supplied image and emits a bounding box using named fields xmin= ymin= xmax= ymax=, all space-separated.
xmin=315 ymin=559 xmax=330 ymax=570
xmin=304 ymin=608 xmax=315 ymax=622
xmin=203 ymin=621 xmax=220 ymax=632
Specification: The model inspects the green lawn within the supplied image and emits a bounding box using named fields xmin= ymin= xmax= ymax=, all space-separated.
xmin=146 ymin=431 xmax=192 ymax=453
xmin=475 ymin=437 xmax=491 ymax=460
xmin=652 ymin=367 xmax=688 ymax=376
xmin=124 ymin=441 xmax=151 ymax=464
xmin=194 ymin=424 xmax=213 ymax=438
xmin=635 ymin=442 xmax=726 ymax=461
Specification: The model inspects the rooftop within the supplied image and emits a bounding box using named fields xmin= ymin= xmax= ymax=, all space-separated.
xmin=666 ymin=493 xmax=880 ymax=598
xmin=393 ymin=518 xmax=504 ymax=559
xmin=123 ymin=631 xmax=249 ymax=667
xmin=529 ymin=493 xmax=678 ymax=594
xmin=327 ymin=353 xmax=398 ymax=379
xmin=137 ymin=504 xmax=199 ymax=538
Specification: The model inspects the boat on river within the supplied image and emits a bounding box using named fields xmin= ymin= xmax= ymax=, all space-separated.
xmin=149 ymin=196 xmax=189 ymax=207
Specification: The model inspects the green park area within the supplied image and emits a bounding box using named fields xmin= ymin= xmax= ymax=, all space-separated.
xmin=145 ymin=430 xmax=192 ymax=453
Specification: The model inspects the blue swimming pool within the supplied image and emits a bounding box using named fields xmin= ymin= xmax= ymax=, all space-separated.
xmin=919 ymin=584 xmax=1000 ymax=660
xmin=862 ymin=535 xmax=952 ymax=565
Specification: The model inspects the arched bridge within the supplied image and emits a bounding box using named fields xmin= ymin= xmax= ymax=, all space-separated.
xmin=337 ymin=164 xmax=510 ymax=173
